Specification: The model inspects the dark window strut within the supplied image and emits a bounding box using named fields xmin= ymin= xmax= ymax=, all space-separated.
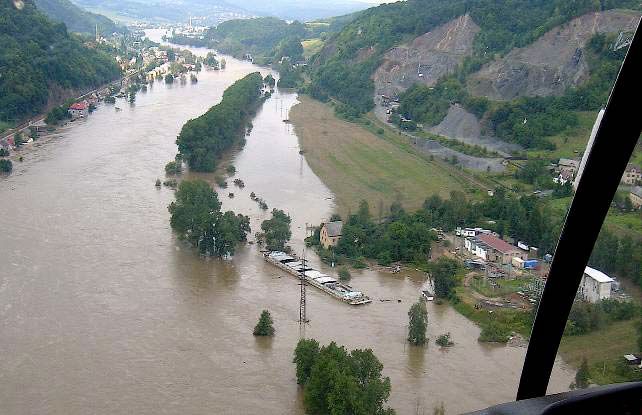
xmin=517 ymin=18 xmax=642 ymax=400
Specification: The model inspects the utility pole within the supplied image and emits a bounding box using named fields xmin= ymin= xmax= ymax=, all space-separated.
xmin=299 ymin=223 xmax=309 ymax=332
xmin=299 ymin=254 xmax=307 ymax=324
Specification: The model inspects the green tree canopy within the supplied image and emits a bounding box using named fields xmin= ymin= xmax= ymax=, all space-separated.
xmin=260 ymin=209 xmax=292 ymax=251
xmin=0 ymin=0 xmax=120 ymax=124
xmin=253 ymin=310 xmax=275 ymax=336
xmin=176 ymin=73 xmax=264 ymax=172
xmin=430 ymin=257 xmax=460 ymax=299
xmin=293 ymin=338 xmax=320 ymax=385
xmin=168 ymin=179 xmax=250 ymax=257
xmin=294 ymin=339 xmax=395 ymax=415
xmin=408 ymin=300 xmax=428 ymax=345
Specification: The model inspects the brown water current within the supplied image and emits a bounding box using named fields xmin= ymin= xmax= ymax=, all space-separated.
xmin=0 ymin=33 xmax=574 ymax=414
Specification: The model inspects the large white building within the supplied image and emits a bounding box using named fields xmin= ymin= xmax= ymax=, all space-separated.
xmin=579 ymin=266 xmax=614 ymax=303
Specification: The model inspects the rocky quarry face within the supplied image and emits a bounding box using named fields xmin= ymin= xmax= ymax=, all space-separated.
xmin=373 ymin=14 xmax=480 ymax=99
xmin=467 ymin=10 xmax=641 ymax=101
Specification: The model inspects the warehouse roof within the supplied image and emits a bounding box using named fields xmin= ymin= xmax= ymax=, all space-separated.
xmin=477 ymin=234 xmax=519 ymax=254
xmin=584 ymin=266 xmax=614 ymax=283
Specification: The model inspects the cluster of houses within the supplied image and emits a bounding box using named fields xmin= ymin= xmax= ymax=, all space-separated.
xmin=552 ymin=158 xmax=641 ymax=208
xmin=460 ymin=228 xmax=535 ymax=265
xmin=552 ymin=158 xmax=580 ymax=185
xmin=554 ymin=157 xmax=641 ymax=187
xmin=459 ymin=227 xmax=615 ymax=303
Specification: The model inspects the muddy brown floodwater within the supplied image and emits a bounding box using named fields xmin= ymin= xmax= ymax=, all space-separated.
xmin=0 ymin=32 xmax=574 ymax=414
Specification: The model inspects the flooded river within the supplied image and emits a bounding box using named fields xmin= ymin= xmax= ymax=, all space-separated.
xmin=0 ymin=33 xmax=574 ymax=414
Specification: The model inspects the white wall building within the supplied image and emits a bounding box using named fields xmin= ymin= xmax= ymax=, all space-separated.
xmin=464 ymin=238 xmax=488 ymax=261
xmin=579 ymin=266 xmax=614 ymax=303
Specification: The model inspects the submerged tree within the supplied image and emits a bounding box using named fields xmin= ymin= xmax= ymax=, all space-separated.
xmin=0 ymin=159 xmax=12 ymax=173
xmin=261 ymin=209 xmax=292 ymax=251
xmin=435 ymin=332 xmax=454 ymax=347
xmin=264 ymin=74 xmax=276 ymax=88
xmin=168 ymin=179 xmax=250 ymax=257
xmin=338 ymin=267 xmax=351 ymax=281
xmin=431 ymin=257 xmax=460 ymax=299
xmin=253 ymin=310 xmax=275 ymax=336
xmin=433 ymin=402 xmax=446 ymax=415
xmin=293 ymin=338 xmax=320 ymax=385
xmin=293 ymin=339 xmax=395 ymax=414
xmin=408 ymin=300 xmax=428 ymax=345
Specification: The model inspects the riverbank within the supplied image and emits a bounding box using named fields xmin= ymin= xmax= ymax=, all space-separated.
xmin=290 ymin=96 xmax=470 ymax=216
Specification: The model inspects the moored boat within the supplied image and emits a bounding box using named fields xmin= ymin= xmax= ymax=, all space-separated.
xmin=263 ymin=251 xmax=371 ymax=305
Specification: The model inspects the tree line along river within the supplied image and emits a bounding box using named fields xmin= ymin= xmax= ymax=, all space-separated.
xmin=0 ymin=31 xmax=574 ymax=414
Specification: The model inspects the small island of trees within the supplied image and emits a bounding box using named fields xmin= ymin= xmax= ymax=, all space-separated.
xmin=293 ymin=339 xmax=395 ymax=414
xmin=168 ymin=179 xmax=250 ymax=257
xmin=176 ymin=73 xmax=267 ymax=172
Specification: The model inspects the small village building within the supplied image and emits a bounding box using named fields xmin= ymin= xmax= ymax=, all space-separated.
xmin=629 ymin=186 xmax=642 ymax=209
xmin=68 ymin=102 xmax=89 ymax=119
xmin=465 ymin=234 xmax=527 ymax=264
xmin=579 ymin=266 xmax=614 ymax=303
xmin=557 ymin=158 xmax=579 ymax=178
xmin=621 ymin=163 xmax=641 ymax=185
xmin=320 ymin=221 xmax=343 ymax=249
xmin=0 ymin=137 xmax=11 ymax=150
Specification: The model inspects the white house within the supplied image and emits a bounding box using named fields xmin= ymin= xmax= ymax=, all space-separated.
xmin=579 ymin=266 xmax=614 ymax=303
xmin=464 ymin=238 xmax=488 ymax=261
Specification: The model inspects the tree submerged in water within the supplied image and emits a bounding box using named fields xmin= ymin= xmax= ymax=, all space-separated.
xmin=168 ymin=179 xmax=250 ymax=257
xmin=408 ymin=299 xmax=428 ymax=345
xmin=338 ymin=267 xmax=351 ymax=281
xmin=435 ymin=332 xmax=454 ymax=347
xmin=260 ymin=209 xmax=291 ymax=251
xmin=293 ymin=339 xmax=395 ymax=414
xmin=253 ymin=310 xmax=275 ymax=336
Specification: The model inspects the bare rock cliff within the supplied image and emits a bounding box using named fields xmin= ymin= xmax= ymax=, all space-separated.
xmin=373 ymin=14 xmax=480 ymax=98
xmin=467 ymin=10 xmax=641 ymax=101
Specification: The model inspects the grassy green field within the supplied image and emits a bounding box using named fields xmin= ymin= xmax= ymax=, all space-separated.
xmin=548 ymin=197 xmax=642 ymax=240
xmin=605 ymin=210 xmax=642 ymax=240
xmin=452 ymin=286 xmax=532 ymax=339
xmin=290 ymin=96 xmax=475 ymax=215
xmin=470 ymin=276 xmax=534 ymax=298
xmin=527 ymin=111 xmax=597 ymax=160
xmin=559 ymin=319 xmax=642 ymax=385
xmin=458 ymin=280 xmax=641 ymax=385
xmin=301 ymin=38 xmax=324 ymax=59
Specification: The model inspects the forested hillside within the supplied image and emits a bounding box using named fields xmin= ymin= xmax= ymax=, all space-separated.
xmin=0 ymin=0 xmax=121 ymax=125
xmin=33 ymin=0 xmax=122 ymax=35
xmin=171 ymin=15 xmax=355 ymax=64
xmin=208 ymin=17 xmax=307 ymax=60
xmin=308 ymin=0 xmax=640 ymax=149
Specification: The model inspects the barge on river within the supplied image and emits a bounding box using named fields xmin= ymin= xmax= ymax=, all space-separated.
xmin=263 ymin=251 xmax=372 ymax=305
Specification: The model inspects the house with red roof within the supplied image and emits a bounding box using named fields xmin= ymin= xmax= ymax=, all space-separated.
xmin=465 ymin=233 xmax=527 ymax=264
xmin=68 ymin=101 xmax=89 ymax=119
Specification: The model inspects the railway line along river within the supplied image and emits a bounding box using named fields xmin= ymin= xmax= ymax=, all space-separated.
xmin=0 ymin=33 xmax=574 ymax=414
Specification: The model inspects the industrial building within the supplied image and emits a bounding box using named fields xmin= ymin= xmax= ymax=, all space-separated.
xmin=465 ymin=234 xmax=527 ymax=265
xmin=579 ymin=266 xmax=614 ymax=303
